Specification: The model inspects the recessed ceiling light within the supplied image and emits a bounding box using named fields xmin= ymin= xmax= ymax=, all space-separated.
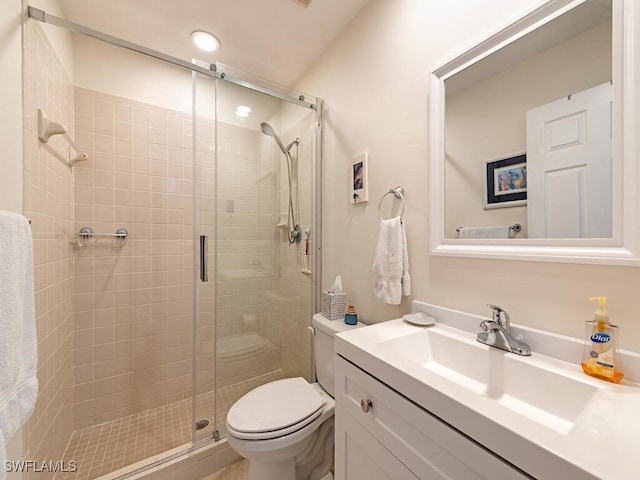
xmin=235 ymin=106 xmax=251 ymax=117
xmin=191 ymin=30 xmax=220 ymax=52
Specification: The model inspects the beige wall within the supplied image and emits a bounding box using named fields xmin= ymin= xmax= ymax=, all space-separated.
xmin=0 ymin=0 xmax=23 ymax=214
xmin=445 ymin=20 xmax=612 ymax=238
xmin=3 ymin=0 xmax=24 ymax=474
xmin=297 ymin=0 xmax=640 ymax=352
xmin=22 ymin=18 xmax=75 ymax=480
xmin=27 ymin=0 xmax=74 ymax=77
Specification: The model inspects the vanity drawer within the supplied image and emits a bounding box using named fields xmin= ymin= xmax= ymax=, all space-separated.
xmin=335 ymin=356 xmax=529 ymax=480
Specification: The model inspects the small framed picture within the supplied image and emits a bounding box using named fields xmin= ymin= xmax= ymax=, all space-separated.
xmin=483 ymin=152 xmax=527 ymax=209
xmin=351 ymin=152 xmax=368 ymax=204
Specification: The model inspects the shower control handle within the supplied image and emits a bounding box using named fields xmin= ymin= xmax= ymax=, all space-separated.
xmin=360 ymin=399 xmax=373 ymax=413
xmin=289 ymin=224 xmax=302 ymax=244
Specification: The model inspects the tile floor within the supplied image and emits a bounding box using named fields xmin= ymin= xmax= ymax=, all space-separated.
xmin=54 ymin=371 xmax=283 ymax=480
xmin=199 ymin=459 xmax=249 ymax=480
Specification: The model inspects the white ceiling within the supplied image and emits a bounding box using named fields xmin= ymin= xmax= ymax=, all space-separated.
xmin=57 ymin=0 xmax=371 ymax=88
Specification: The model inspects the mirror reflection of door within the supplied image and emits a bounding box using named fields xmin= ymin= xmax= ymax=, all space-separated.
xmin=442 ymin=0 xmax=612 ymax=240
xmin=526 ymin=82 xmax=612 ymax=238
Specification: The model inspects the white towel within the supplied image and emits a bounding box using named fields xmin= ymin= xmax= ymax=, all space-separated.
xmin=458 ymin=225 xmax=510 ymax=239
xmin=0 ymin=212 xmax=37 ymax=480
xmin=372 ymin=216 xmax=410 ymax=305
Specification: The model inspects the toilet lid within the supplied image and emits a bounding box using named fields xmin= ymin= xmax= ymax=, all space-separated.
xmin=226 ymin=377 xmax=325 ymax=436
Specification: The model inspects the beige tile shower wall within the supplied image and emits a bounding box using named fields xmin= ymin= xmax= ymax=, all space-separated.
xmin=215 ymin=123 xmax=282 ymax=388
xmin=22 ymin=21 xmax=75 ymax=479
xmin=279 ymin=115 xmax=314 ymax=383
xmin=71 ymin=88 xmax=203 ymax=429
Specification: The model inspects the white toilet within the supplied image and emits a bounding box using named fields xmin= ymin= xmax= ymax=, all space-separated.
xmin=226 ymin=313 xmax=363 ymax=480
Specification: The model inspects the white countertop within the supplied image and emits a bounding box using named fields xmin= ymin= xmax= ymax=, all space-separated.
xmin=335 ymin=303 xmax=640 ymax=480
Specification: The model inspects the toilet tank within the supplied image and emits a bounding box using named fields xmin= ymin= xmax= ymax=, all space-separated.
xmin=312 ymin=313 xmax=363 ymax=397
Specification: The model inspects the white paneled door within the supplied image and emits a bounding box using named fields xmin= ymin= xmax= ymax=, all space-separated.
xmin=526 ymin=82 xmax=612 ymax=238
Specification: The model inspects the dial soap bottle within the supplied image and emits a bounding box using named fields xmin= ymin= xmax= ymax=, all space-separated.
xmin=581 ymin=296 xmax=623 ymax=383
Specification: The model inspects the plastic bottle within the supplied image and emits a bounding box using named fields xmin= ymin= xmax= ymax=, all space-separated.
xmin=581 ymin=296 xmax=623 ymax=383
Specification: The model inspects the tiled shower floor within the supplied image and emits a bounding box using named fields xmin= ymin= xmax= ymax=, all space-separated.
xmin=54 ymin=371 xmax=284 ymax=480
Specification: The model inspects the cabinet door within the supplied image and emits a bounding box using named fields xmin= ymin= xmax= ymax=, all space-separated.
xmin=336 ymin=357 xmax=530 ymax=480
xmin=336 ymin=408 xmax=419 ymax=480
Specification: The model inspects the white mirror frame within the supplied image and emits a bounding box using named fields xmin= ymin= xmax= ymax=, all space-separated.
xmin=429 ymin=0 xmax=640 ymax=265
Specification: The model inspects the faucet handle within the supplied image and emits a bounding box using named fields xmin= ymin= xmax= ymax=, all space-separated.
xmin=486 ymin=304 xmax=510 ymax=331
xmin=486 ymin=303 xmax=503 ymax=320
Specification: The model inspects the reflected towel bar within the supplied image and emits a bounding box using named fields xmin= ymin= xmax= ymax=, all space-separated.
xmin=456 ymin=223 xmax=522 ymax=233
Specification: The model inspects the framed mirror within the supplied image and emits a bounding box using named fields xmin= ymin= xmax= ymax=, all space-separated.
xmin=428 ymin=0 xmax=640 ymax=265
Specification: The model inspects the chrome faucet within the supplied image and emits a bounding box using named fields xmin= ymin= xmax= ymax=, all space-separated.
xmin=477 ymin=304 xmax=531 ymax=356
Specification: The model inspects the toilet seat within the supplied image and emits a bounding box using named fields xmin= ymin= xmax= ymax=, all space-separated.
xmin=226 ymin=377 xmax=326 ymax=440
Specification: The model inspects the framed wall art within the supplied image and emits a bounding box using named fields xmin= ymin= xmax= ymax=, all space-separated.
xmin=483 ymin=152 xmax=527 ymax=209
xmin=351 ymin=152 xmax=369 ymax=204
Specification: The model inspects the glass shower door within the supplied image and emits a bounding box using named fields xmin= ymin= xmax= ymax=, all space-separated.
xmin=191 ymin=66 xmax=320 ymax=443
xmin=213 ymin=77 xmax=318 ymax=437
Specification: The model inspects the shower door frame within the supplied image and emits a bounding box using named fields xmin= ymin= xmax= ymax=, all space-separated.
xmin=27 ymin=7 xmax=317 ymax=110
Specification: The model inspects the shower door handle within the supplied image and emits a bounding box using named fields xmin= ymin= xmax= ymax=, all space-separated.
xmin=200 ymin=235 xmax=208 ymax=282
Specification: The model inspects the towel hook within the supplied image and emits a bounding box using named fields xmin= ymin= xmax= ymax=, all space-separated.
xmin=378 ymin=186 xmax=405 ymax=221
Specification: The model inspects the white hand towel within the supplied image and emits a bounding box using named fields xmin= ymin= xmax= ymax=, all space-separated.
xmin=458 ymin=225 xmax=510 ymax=239
xmin=372 ymin=216 xmax=410 ymax=305
xmin=0 ymin=212 xmax=37 ymax=480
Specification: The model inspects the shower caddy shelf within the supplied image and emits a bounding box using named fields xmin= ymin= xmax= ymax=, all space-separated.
xmin=75 ymin=227 xmax=128 ymax=248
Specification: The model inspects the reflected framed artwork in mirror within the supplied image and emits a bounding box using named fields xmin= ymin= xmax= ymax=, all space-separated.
xmin=483 ymin=153 xmax=527 ymax=210
xmin=428 ymin=0 xmax=640 ymax=265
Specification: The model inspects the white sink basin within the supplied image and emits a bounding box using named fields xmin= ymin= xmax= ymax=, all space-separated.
xmin=377 ymin=326 xmax=599 ymax=434
xmin=335 ymin=304 xmax=640 ymax=480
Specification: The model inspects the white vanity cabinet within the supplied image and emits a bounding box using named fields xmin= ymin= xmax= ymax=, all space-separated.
xmin=334 ymin=356 xmax=529 ymax=480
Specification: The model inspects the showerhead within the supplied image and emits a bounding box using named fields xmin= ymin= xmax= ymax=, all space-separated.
xmin=260 ymin=122 xmax=287 ymax=154
xmin=260 ymin=122 xmax=276 ymax=137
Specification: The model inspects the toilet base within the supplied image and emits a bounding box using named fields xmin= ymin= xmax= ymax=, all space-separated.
xmin=247 ymin=458 xmax=296 ymax=480
xmin=295 ymin=417 xmax=334 ymax=480
xmin=233 ymin=418 xmax=335 ymax=480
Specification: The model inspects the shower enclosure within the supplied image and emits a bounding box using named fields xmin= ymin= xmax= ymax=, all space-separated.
xmin=22 ymin=8 xmax=321 ymax=479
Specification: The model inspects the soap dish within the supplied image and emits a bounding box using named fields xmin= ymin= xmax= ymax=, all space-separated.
xmin=403 ymin=312 xmax=436 ymax=326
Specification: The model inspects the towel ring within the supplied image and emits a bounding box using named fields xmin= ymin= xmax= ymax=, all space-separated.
xmin=378 ymin=186 xmax=405 ymax=221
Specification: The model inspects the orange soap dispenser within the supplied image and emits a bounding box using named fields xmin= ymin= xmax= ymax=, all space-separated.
xmin=581 ymin=296 xmax=623 ymax=383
